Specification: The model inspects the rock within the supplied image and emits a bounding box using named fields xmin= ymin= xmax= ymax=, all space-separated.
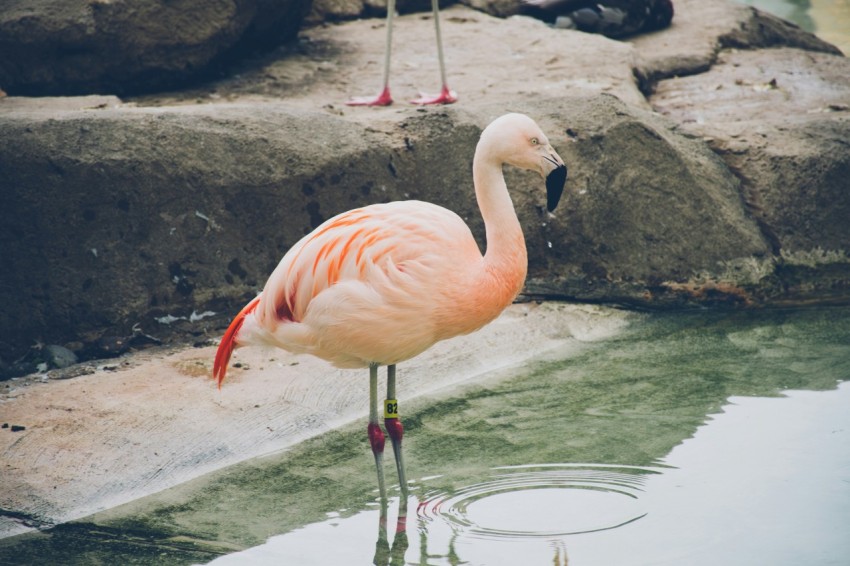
xmin=306 ymin=0 xmax=367 ymax=25
xmin=136 ymin=7 xmax=648 ymax=109
xmin=0 ymin=102 xmax=395 ymax=362
xmin=47 ymin=364 xmax=97 ymax=380
xmin=0 ymin=92 xmax=771 ymax=358
xmin=515 ymin=94 xmax=771 ymax=305
xmin=43 ymin=345 xmax=78 ymax=369
xmin=460 ymin=0 xmax=521 ymax=19
xmin=0 ymin=344 xmax=79 ymax=379
xmin=0 ymin=0 xmax=312 ymax=96
xmin=651 ymin=47 xmax=850 ymax=305
xmin=92 ymin=336 xmax=132 ymax=358
xmin=630 ymin=0 xmax=841 ymax=91
xmin=0 ymin=1 xmax=848 ymax=363
xmin=0 ymin=361 xmax=39 ymax=381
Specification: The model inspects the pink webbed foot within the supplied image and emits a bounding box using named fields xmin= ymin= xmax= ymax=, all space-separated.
xmin=346 ymin=86 xmax=393 ymax=107
xmin=410 ymin=85 xmax=457 ymax=105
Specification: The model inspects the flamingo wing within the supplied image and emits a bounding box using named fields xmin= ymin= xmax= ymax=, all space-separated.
xmin=247 ymin=201 xmax=481 ymax=367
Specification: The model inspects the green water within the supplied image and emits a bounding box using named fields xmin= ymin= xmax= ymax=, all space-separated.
xmin=1 ymin=307 xmax=849 ymax=565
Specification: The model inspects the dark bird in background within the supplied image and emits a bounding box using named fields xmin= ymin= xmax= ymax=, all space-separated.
xmin=521 ymin=0 xmax=674 ymax=38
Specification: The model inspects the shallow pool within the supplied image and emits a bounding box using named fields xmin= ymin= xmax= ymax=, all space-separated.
xmin=1 ymin=307 xmax=848 ymax=565
xmin=206 ymin=385 xmax=850 ymax=566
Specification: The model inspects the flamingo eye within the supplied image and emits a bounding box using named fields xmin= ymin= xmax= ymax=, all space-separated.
xmin=531 ymin=137 xmax=539 ymax=145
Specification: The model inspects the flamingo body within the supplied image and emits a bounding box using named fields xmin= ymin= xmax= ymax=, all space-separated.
xmin=239 ymin=200 xmax=517 ymax=370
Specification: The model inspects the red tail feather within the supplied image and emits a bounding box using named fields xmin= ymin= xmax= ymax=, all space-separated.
xmin=213 ymin=296 xmax=261 ymax=388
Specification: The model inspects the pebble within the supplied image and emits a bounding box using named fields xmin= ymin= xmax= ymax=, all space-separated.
xmin=44 ymin=345 xmax=78 ymax=369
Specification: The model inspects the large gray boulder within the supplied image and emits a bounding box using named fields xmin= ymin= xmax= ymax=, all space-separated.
xmin=0 ymin=0 xmax=311 ymax=96
xmin=0 ymin=0 xmax=848 ymax=369
xmin=518 ymin=95 xmax=771 ymax=305
xmin=651 ymin=47 xmax=850 ymax=305
xmin=0 ymin=103 xmax=392 ymax=362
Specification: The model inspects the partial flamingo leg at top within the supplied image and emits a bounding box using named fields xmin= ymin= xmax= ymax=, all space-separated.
xmin=345 ymin=0 xmax=457 ymax=106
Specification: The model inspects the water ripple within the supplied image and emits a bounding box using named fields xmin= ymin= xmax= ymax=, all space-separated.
xmin=416 ymin=463 xmax=664 ymax=540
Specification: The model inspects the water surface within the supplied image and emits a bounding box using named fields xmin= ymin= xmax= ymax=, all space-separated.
xmin=1 ymin=308 xmax=849 ymax=565
xmin=208 ymin=384 xmax=850 ymax=566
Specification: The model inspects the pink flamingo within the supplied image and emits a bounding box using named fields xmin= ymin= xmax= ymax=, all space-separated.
xmin=213 ymin=113 xmax=567 ymax=511
xmin=346 ymin=0 xmax=457 ymax=106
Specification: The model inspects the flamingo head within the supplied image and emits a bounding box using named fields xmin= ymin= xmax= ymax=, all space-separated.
xmin=480 ymin=113 xmax=568 ymax=212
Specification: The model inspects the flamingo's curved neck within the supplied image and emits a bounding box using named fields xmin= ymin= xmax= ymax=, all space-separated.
xmin=472 ymin=148 xmax=528 ymax=285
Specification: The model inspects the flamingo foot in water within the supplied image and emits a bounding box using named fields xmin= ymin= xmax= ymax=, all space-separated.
xmin=411 ymin=85 xmax=457 ymax=105
xmin=346 ymin=86 xmax=394 ymax=106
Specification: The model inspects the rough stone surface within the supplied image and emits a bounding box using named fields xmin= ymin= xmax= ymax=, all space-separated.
xmin=0 ymin=0 xmax=311 ymax=96
xmin=630 ymin=0 xmax=841 ymax=89
xmin=0 ymin=103 xmax=393 ymax=363
xmin=520 ymin=95 xmax=771 ymax=305
xmin=0 ymin=0 xmax=849 ymax=365
xmin=652 ymin=47 xmax=850 ymax=305
xmin=0 ymin=8 xmax=642 ymax=365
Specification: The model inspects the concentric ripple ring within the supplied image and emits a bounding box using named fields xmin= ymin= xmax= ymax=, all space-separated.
xmin=416 ymin=463 xmax=665 ymax=539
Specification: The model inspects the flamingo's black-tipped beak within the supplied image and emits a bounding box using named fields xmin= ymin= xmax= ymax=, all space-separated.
xmin=546 ymin=164 xmax=568 ymax=212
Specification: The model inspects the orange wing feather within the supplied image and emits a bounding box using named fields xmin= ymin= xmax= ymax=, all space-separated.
xmin=264 ymin=210 xmax=400 ymax=326
xmin=213 ymin=295 xmax=261 ymax=388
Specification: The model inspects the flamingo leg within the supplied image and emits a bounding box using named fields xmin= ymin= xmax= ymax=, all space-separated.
xmin=410 ymin=0 xmax=457 ymax=105
xmin=346 ymin=0 xmax=395 ymax=106
xmin=368 ymin=363 xmax=388 ymax=505
xmin=384 ymin=364 xmax=409 ymax=516
xmin=373 ymin=495 xmax=390 ymax=565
